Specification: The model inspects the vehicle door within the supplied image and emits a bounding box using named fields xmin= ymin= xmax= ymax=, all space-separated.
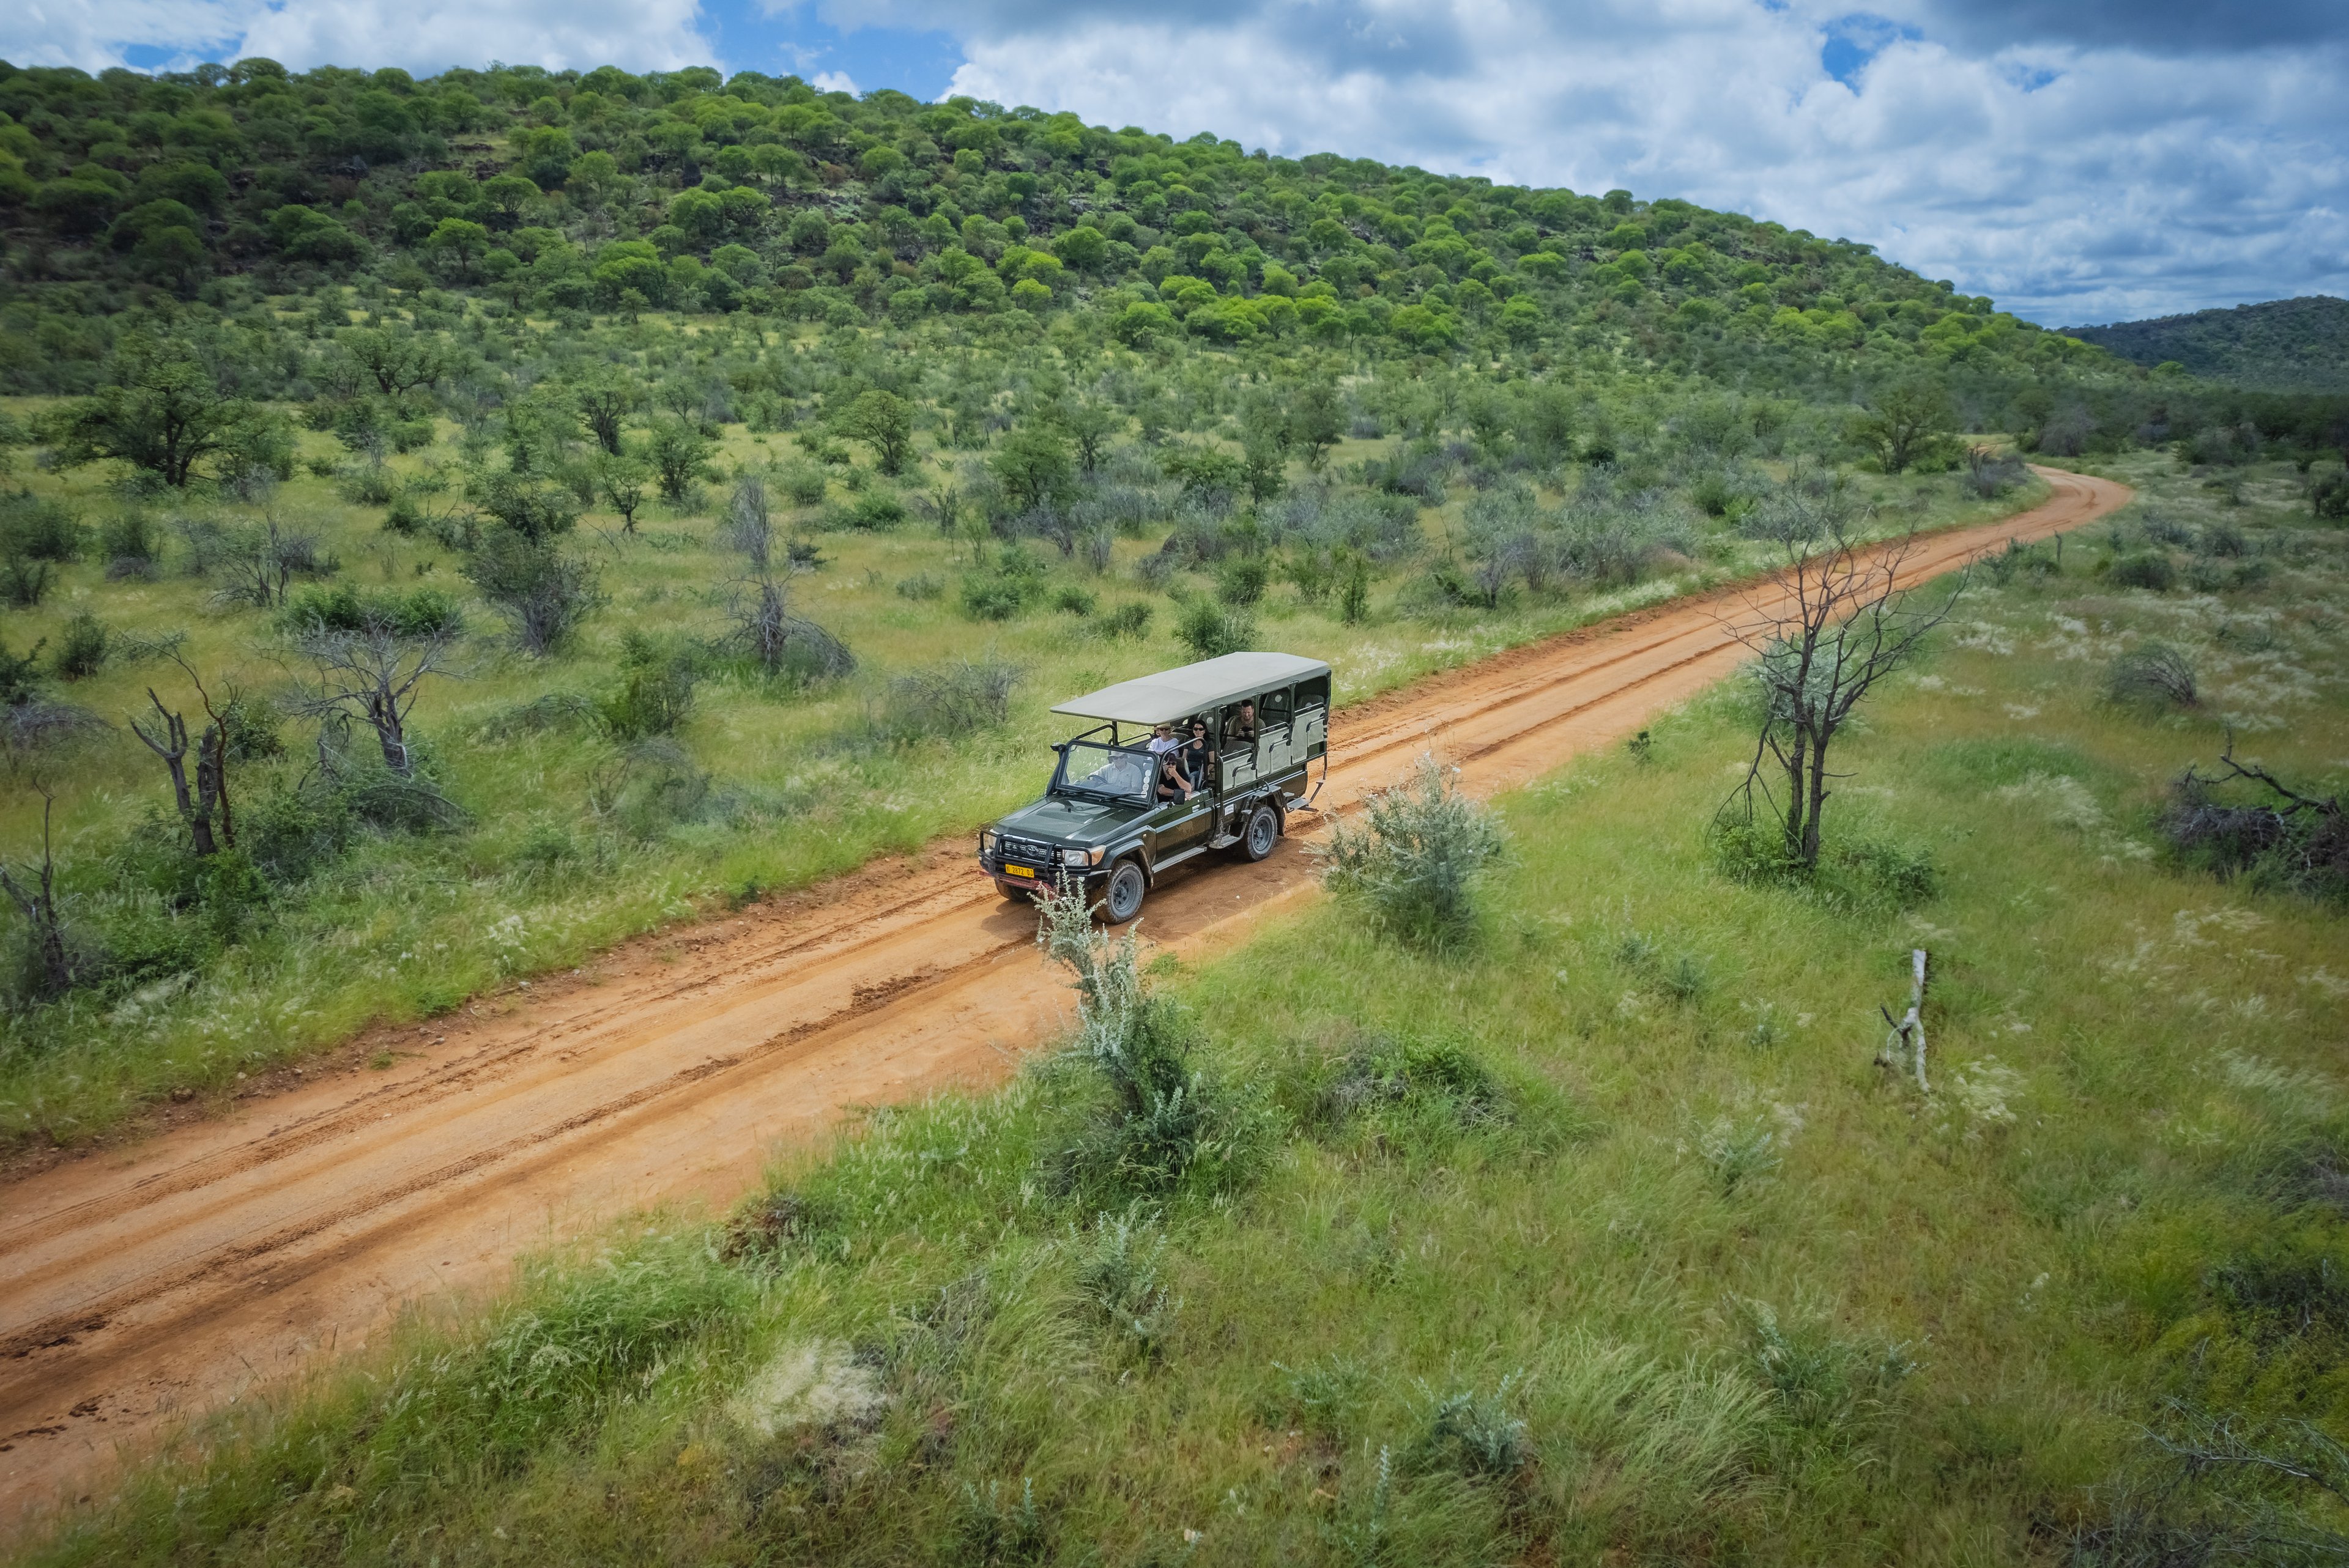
xmin=1293 ymin=674 xmax=1329 ymax=763
xmin=1220 ymin=701 xmax=1259 ymax=793
xmin=1256 ymin=686 xmax=1295 ymax=775
xmin=1144 ymin=724 xmax=1214 ymax=865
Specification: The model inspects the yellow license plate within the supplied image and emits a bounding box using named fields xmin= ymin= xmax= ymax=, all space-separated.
xmin=1004 ymin=864 xmax=1036 ymax=878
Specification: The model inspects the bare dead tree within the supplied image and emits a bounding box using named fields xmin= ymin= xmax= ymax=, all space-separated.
xmin=215 ymin=515 xmax=326 ymax=608
xmin=129 ymin=687 xmax=226 ymax=855
xmin=0 ymin=779 xmax=73 ymax=999
xmin=721 ymin=569 xmax=854 ymax=682
xmin=1719 ymin=525 xmax=1964 ymax=868
xmin=722 ymin=474 xmax=772 ymax=570
xmin=284 ymin=619 xmax=462 ymax=776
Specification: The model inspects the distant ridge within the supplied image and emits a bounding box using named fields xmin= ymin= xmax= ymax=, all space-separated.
xmin=2060 ymin=295 xmax=2349 ymax=392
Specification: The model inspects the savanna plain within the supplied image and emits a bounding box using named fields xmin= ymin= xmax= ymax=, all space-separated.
xmin=0 ymin=56 xmax=2347 ymax=1565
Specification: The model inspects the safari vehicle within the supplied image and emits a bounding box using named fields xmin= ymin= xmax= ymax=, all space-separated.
xmin=978 ymin=651 xmax=1332 ymax=922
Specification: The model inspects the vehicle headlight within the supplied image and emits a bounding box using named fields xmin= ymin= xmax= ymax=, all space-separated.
xmin=979 ymin=829 xmax=996 ymax=854
xmin=1061 ymin=846 xmax=1103 ymax=867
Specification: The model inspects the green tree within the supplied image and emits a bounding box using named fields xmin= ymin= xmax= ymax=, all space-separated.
xmin=990 ymin=425 xmax=1075 ymax=513
xmin=426 ymin=217 xmax=491 ymax=280
xmin=1287 ymin=383 xmax=1345 ymax=472
xmin=836 ymin=390 xmax=916 ymax=476
xmin=1057 ymin=401 xmax=1119 ymax=475
xmin=599 ymin=453 xmax=650 ymax=533
xmin=41 ymin=339 xmax=250 ymax=488
xmin=574 ymin=372 xmax=639 ymax=456
xmin=646 ymin=416 xmax=714 ymax=503
xmin=1852 ymin=382 xmax=1952 ymax=475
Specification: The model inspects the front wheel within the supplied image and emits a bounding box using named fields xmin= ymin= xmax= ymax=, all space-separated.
xmin=1241 ymin=802 xmax=1280 ymax=862
xmin=1103 ymin=860 xmax=1147 ymax=923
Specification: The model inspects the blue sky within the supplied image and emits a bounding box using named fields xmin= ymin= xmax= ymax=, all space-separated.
xmin=7 ymin=0 xmax=2345 ymax=326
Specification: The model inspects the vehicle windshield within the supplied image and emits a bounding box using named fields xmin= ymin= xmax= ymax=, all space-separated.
xmin=1053 ymin=740 xmax=1154 ymax=804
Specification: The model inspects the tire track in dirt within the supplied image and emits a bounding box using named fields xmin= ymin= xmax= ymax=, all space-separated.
xmin=0 ymin=468 xmax=2128 ymax=1525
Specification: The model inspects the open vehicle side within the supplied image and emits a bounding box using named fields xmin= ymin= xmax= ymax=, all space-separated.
xmin=977 ymin=651 xmax=1332 ymax=922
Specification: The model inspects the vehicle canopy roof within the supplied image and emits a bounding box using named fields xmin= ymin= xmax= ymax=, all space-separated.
xmin=1050 ymin=651 xmax=1330 ymax=727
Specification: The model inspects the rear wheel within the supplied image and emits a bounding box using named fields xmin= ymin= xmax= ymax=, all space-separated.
xmin=1104 ymin=860 xmax=1147 ymax=923
xmin=1242 ymin=802 xmax=1280 ymax=862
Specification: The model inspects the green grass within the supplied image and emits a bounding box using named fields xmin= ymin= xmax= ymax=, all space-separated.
xmin=0 ymin=367 xmax=2042 ymax=1151
xmin=19 ymin=449 xmax=2348 ymax=1564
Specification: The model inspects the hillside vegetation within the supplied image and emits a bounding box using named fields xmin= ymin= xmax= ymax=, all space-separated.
xmin=2062 ymin=297 xmax=2349 ymax=394
xmin=1 ymin=57 xmax=2346 ymax=1156
xmin=23 ymin=449 xmax=2349 ymax=1564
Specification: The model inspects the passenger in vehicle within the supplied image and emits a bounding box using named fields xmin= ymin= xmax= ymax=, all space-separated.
xmin=1148 ymin=722 xmax=1179 ymax=756
xmin=1155 ymin=752 xmax=1195 ymax=803
xmin=1179 ymin=719 xmax=1214 ymax=790
xmin=1229 ymin=700 xmax=1258 ymax=746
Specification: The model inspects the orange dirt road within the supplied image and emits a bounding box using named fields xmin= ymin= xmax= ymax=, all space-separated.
xmin=0 ymin=467 xmax=2128 ymax=1525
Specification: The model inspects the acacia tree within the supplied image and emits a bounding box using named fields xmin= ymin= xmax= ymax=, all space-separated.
xmin=1851 ymin=381 xmax=1952 ymax=475
xmin=42 ymin=339 xmax=253 ymax=488
xmin=836 ymin=389 xmax=916 ymax=476
xmin=1721 ymin=524 xmax=1964 ymax=868
xmin=338 ymin=327 xmax=448 ymax=396
xmin=574 ymin=372 xmax=638 ymax=456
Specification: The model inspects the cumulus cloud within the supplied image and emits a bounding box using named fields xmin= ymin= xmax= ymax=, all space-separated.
xmin=12 ymin=0 xmax=2345 ymax=321
xmin=905 ymin=0 xmax=2349 ymax=323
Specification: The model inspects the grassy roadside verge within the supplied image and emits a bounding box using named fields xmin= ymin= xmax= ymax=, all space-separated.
xmin=18 ymin=449 xmax=2348 ymax=1565
xmin=0 ymin=408 xmax=2043 ymax=1155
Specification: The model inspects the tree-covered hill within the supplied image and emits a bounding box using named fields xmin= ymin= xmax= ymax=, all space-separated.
xmin=2061 ymin=295 xmax=2349 ymax=393
xmin=0 ymin=54 xmax=2108 ymax=391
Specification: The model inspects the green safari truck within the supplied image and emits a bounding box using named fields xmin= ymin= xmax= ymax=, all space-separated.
xmin=978 ymin=651 xmax=1332 ymax=922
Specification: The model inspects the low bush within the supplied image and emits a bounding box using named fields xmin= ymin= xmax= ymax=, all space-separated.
xmin=1096 ymin=601 xmax=1153 ymax=640
xmin=2108 ymin=552 xmax=2178 ymax=591
xmin=880 ymin=657 xmax=1022 ymax=741
xmin=1319 ymin=753 xmax=1507 ymax=949
xmin=1174 ymin=596 xmax=1256 ymax=659
xmin=2107 ymin=643 xmax=2198 ymax=710
xmin=51 ymin=610 xmax=108 ymax=679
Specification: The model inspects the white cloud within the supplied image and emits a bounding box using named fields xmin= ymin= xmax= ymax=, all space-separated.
xmin=809 ymin=68 xmax=858 ymax=94
xmin=926 ymin=0 xmax=2349 ymax=322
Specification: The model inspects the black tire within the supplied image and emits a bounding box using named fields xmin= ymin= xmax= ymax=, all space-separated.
xmin=1104 ymin=859 xmax=1147 ymax=923
xmin=1241 ymin=802 xmax=1280 ymax=862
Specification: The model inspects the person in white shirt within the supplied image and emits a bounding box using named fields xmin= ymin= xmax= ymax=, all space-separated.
xmin=1148 ymin=722 xmax=1180 ymax=755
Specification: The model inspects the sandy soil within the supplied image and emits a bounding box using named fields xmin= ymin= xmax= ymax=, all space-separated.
xmin=0 ymin=467 xmax=2129 ymax=1526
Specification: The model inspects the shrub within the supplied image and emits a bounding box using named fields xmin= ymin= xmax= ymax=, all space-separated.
xmin=1408 ymin=1375 xmax=1530 ymax=1481
xmin=465 ymin=533 xmax=604 ymax=654
xmin=2313 ymin=471 xmax=2349 ymax=522
xmin=2107 ymin=552 xmax=2177 ymax=591
xmin=2107 ymin=643 xmax=2198 ymax=710
xmin=1072 ymin=1210 xmax=1181 ymax=1359
xmin=282 ymin=582 xmax=463 ymax=637
xmin=1216 ymin=555 xmax=1271 ymax=605
xmin=599 ymin=637 xmax=700 ymax=739
xmin=0 ymin=493 xmax=83 ymax=562
xmin=336 ymin=463 xmax=399 ymax=506
xmin=881 ymin=658 xmax=1022 ymax=740
xmin=1174 ymin=596 xmax=1256 ymax=660
xmin=100 ymin=510 xmax=160 ymax=574
xmin=0 ymin=554 xmax=52 ymax=607
xmin=894 ymin=572 xmax=943 ymax=601
xmin=2162 ymin=756 xmax=2348 ymax=904
xmin=1319 ymin=754 xmax=1506 ymax=949
xmin=1050 ymin=584 xmax=1097 ymax=616
xmin=51 ymin=610 xmax=108 ymax=679
xmin=1097 ymin=601 xmax=1154 ymax=640
xmin=777 ymin=461 xmax=828 ymax=506
xmin=959 ymin=572 xmax=1029 ymax=621
xmin=1034 ymin=876 xmax=1267 ymax=1199
xmin=848 ymin=490 xmax=905 ymax=530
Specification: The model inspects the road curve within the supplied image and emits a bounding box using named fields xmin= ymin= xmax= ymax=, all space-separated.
xmin=0 ymin=467 xmax=2129 ymax=1525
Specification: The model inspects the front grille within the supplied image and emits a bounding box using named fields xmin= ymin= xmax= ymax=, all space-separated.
xmin=998 ymin=835 xmax=1061 ymax=866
